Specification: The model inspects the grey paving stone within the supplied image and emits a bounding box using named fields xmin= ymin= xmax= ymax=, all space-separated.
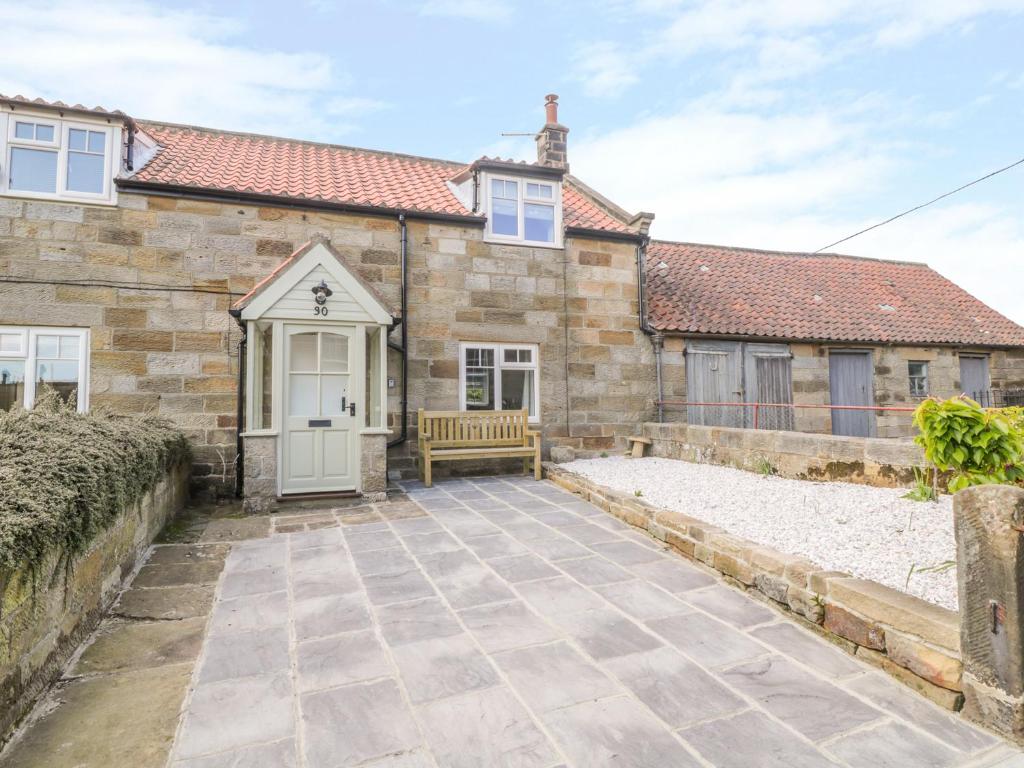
xmin=560 ymin=500 xmax=605 ymax=516
xmin=680 ymin=709 xmax=841 ymax=767
xmin=428 ymin=560 xmax=516 ymax=609
xmin=683 ymin=584 xmax=776 ymax=628
xmin=533 ymin=509 xmax=586 ymax=527
xmin=629 ymin=558 xmax=715 ymax=593
xmin=390 ymin=516 xmax=445 ymax=535
xmin=358 ymin=749 xmax=436 ymax=767
xmin=542 ymin=696 xmax=700 ymax=768
xmin=209 ymin=591 xmax=289 ymax=635
xmin=377 ymin=596 xmax=463 ymax=647
xmin=302 ymin=679 xmax=421 ymax=767
xmin=559 ymin=523 xmax=622 ymax=545
xmin=589 ymin=540 xmax=664 ymax=566
xmin=133 ymin=562 xmax=224 ymax=588
xmin=845 ymin=672 xmax=997 ymax=753
xmin=114 ymin=584 xmax=215 ymax=620
xmin=516 ymin=576 xmax=606 ymax=617
xmin=401 ymin=530 xmax=463 ymax=555
xmin=415 ymin=548 xmax=479 ymax=579
xmin=289 ymin=545 xmax=347 ymax=575
xmin=390 ymin=634 xmax=499 ymax=703
xmin=175 ymin=674 xmax=294 ymax=760
xmin=827 ymin=720 xmax=960 ymax=768
xmin=458 ymin=600 xmax=559 ymax=652
xmin=502 ymin=519 xmax=558 ymax=542
xmin=493 ymin=641 xmax=620 ymax=712
xmin=174 ymin=737 xmax=297 ymax=767
xmin=604 ymin=645 xmax=746 ymax=728
xmin=149 ymin=543 xmax=230 ymax=566
xmin=417 ymin=686 xmax=558 ymax=768
xmin=719 ymin=655 xmax=883 ymax=741
xmin=646 ymin=612 xmax=769 ymax=667
xmin=557 ymin=555 xmax=633 ymax=586
xmin=487 ymin=553 xmax=560 ymax=583
xmin=291 ymin=568 xmax=361 ymax=600
xmin=441 ymin=515 xmax=502 ymax=538
xmin=750 ymin=622 xmax=865 ymax=678
xmin=594 ymin=580 xmax=692 ymax=621
xmin=362 ymin=568 xmax=436 ymax=606
xmin=287 ymin=527 xmax=344 ymax=550
xmin=590 ymin=515 xmax=633 ymax=532
xmin=219 ymin=565 xmax=287 ymax=599
xmin=556 ymin=607 xmax=663 ymax=660
xmin=294 ymin=592 xmax=372 ymax=640
xmin=350 ymin=545 xmax=416 ymax=576
xmin=461 ymin=497 xmax=510 ymax=511
xmin=224 ymin=541 xmax=287 ymax=573
xmin=198 ymin=626 xmax=290 ymax=685
xmin=298 ymin=629 xmax=390 ymax=692
xmin=344 ymin=529 xmax=401 ymax=552
xmin=461 ymin=533 xmax=529 ymax=559
xmin=521 ymin=534 xmax=593 ymax=562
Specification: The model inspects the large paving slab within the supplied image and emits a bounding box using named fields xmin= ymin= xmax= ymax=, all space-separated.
xmin=154 ymin=477 xmax=1019 ymax=767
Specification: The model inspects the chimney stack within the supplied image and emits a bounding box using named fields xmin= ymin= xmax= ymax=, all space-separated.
xmin=536 ymin=94 xmax=568 ymax=171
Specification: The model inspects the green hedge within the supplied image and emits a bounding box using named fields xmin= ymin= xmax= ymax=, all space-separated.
xmin=0 ymin=390 xmax=191 ymax=572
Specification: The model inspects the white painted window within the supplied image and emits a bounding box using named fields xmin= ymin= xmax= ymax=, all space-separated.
xmin=0 ymin=326 xmax=90 ymax=412
xmin=1 ymin=110 xmax=118 ymax=204
xmin=459 ymin=342 xmax=540 ymax=422
xmin=484 ymin=173 xmax=561 ymax=247
xmin=908 ymin=361 xmax=929 ymax=397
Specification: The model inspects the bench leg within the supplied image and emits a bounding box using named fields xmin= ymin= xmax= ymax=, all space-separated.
xmin=522 ymin=456 xmax=530 ymax=476
xmin=424 ymin=458 xmax=432 ymax=487
xmin=534 ymin=445 xmax=542 ymax=480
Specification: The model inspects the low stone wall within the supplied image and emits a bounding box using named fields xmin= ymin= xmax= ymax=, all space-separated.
xmin=545 ymin=462 xmax=965 ymax=711
xmin=0 ymin=460 xmax=190 ymax=743
xmin=642 ymin=422 xmax=925 ymax=488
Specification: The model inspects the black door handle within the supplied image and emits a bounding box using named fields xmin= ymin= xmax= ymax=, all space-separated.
xmin=349 ymin=402 xmax=356 ymax=417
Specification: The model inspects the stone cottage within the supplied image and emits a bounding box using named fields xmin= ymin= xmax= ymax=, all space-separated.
xmin=0 ymin=92 xmax=1022 ymax=506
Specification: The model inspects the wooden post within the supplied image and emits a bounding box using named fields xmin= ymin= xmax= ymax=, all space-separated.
xmin=954 ymin=485 xmax=1024 ymax=741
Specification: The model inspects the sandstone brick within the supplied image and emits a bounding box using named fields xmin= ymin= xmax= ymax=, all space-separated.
xmin=55 ymin=285 xmax=117 ymax=304
xmin=113 ymin=330 xmax=174 ymax=352
xmin=885 ymin=631 xmax=962 ymax=691
xmin=856 ymin=647 xmax=964 ymax=711
xmin=183 ymin=376 xmax=236 ymax=394
xmin=174 ymin=332 xmax=224 ymax=352
xmin=824 ymin=603 xmax=886 ymax=650
xmin=578 ymin=250 xmax=611 ymax=267
xmin=103 ymin=307 xmax=148 ymax=329
xmin=598 ymin=330 xmax=634 ymax=345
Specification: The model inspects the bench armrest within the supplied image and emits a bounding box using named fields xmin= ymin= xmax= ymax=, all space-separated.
xmin=524 ymin=429 xmax=541 ymax=445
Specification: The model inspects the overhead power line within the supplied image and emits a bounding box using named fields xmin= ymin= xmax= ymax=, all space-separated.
xmin=813 ymin=154 xmax=1024 ymax=254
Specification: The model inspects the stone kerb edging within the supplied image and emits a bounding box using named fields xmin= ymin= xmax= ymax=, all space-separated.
xmin=543 ymin=462 xmax=965 ymax=711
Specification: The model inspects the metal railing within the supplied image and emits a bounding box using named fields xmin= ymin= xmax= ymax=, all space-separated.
xmin=655 ymin=400 xmax=917 ymax=432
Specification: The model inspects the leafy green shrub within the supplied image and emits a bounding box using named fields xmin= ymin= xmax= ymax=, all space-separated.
xmin=0 ymin=390 xmax=190 ymax=571
xmin=913 ymin=396 xmax=1024 ymax=493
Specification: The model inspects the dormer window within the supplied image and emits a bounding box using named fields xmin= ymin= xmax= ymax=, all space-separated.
xmin=1 ymin=110 xmax=119 ymax=204
xmin=484 ymin=173 xmax=562 ymax=247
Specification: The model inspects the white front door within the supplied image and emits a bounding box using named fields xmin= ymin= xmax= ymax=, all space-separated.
xmin=282 ymin=325 xmax=361 ymax=494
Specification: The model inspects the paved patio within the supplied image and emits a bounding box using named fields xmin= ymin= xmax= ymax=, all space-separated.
xmin=161 ymin=476 xmax=1021 ymax=768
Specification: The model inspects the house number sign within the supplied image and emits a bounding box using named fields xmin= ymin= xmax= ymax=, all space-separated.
xmin=311 ymin=280 xmax=333 ymax=316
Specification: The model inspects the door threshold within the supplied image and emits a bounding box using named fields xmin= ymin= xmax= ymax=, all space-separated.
xmin=276 ymin=490 xmax=361 ymax=503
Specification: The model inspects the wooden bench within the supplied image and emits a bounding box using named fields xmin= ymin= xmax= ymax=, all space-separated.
xmin=417 ymin=408 xmax=541 ymax=487
xmin=626 ymin=435 xmax=652 ymax=458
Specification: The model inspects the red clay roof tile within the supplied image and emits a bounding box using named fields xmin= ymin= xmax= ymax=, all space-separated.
xmin=647 ymin=240 xmax=1024 ymax=347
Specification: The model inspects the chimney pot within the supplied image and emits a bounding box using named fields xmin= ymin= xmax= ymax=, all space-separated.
xmin=544 ymin=94 xmax=559 ymax=125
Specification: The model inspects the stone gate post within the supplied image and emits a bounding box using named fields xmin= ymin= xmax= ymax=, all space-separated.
xmin=954 ymin=485 xmax=1024 ymax=740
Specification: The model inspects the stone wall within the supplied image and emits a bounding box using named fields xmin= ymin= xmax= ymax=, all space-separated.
xmin=0 ymin=195 xmax=655 ymax=491
xmin=642 ymin=422 xmax=925 ymax=487
xmin=546 ymin=463 xmax=965 ymax=711
xmin=665 ymin=340 xmax=1024 ymax=439
xmin=0 ymin=459 xmax=189 ymax=743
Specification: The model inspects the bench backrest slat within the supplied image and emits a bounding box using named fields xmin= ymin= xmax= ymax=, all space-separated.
xmin=419 ymin=408 xmax=529 ymax=448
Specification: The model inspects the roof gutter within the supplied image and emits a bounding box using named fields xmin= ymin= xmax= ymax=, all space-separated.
xmin=564 ymin=225 xmax=644 ymax=243
xmin=115 ymin=179 xmax=488 ymax=226
xmin=653 ymin=329 xmax=1024 ymax=351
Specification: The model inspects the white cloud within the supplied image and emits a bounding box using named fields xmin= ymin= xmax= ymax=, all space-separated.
xmin=0 ymin=1 xmax=383 ymax=141
xmin=571 ymin=41 xmax=641 ymax=99
xmin=572 ymin=103 xmax=1024 ymax=326
xmin=418 ymin=0 xmax=512 ymax=22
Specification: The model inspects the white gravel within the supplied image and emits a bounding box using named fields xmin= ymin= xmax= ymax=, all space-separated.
xmin=564 ymin=456 xmax=959 ymax=611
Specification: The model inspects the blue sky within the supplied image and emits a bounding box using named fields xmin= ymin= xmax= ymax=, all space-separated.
xmin=3 ymin=0 xmax=1022 ymax=323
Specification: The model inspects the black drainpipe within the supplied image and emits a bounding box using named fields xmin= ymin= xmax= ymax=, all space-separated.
xmin=231 ymin=314 xmax=247 ymax=498
xmin=387 ymin=213 xmax=409 ymax=452
xmin=636 ymin=235 xmax=665 ymax=422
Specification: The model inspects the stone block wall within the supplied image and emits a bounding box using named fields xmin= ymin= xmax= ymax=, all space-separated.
xmin=642 ymin=422 xmax=925 ymax=487
xmin=0 ymin=459 xmax=189 ymax=743
xmin=0 ymin=194 xmax=656 ymax=492
xmin=546 ymin=463 xmax=965 ymax=711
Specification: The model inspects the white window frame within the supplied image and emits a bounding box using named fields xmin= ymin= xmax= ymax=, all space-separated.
xmin=0 ymin=325 xmax=90 ymax=412
xmin=458 ymin=342 xmax=540 ymax=423
xmin=908 ymin=361 xmax=929 ymax=398
xmin=0 ymin=110 xmax=119 ymax=205
xmin=483 ymin=172 xmax=562 ymax=248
